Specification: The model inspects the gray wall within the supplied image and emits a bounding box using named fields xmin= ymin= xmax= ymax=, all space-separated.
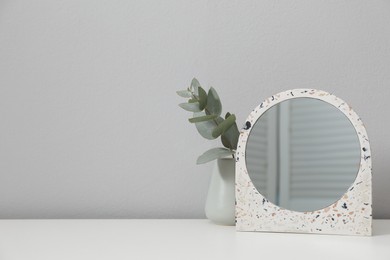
xmin=0 ymin=0 xmax=389 ymax=219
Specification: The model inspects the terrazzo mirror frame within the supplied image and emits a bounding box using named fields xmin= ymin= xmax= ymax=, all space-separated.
xmin=235 ymin=89 xmax=372 ymax=236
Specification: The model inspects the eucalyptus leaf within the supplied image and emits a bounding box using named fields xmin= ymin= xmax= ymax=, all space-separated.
xmin=194 ymin=111 xmax=223 ymax=140
xmin=198 ymin=87 xmax=207 ymax=110
xmin=206 ymin=87 xmax=222 ymax=116
xmin=191 ymin=78 xmax=200 ymax=96
xmin=179 ymin=102 xmax=201 ymax=112
xmin=176 ymin=90 xmax=192 ymax=98
xmin=196 ymin=147 xmax=234 ymax=164
xmin=221 ymin=112 xmax=239 ymax=149
xmin=212 ymin=114 xmax=236 ymax=138
xmin=221 ymin=135 xmax=231 ymax=150
xmin=188 ymin=114 xmax=218 ymax=123
xmin=221 ymin=121 xmax=239 ymax=150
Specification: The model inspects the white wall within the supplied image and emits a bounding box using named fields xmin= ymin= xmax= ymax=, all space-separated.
xmin=0 ymin=0 xmax=389 ymax=218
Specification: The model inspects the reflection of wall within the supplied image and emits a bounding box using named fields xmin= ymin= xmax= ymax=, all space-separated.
xmin=247 ymin=99 xmax=361 ymax=212
xmin=246 ymin=111 xmax=269 ymax=197
xmin=246 ymin=106 xmax=278 ymax=203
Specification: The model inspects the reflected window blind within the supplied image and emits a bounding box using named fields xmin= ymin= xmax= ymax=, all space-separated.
xmin=282 ymin=99 xmax=361 ymax=211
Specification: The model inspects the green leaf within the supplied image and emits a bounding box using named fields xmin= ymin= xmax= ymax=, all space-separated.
xmin=190 ymin=78 xmax=200 ymax=96
xmin=212 ymin=114 xmax=236 ymax=138
xmin=206 ymin=87 xmax=222 ymax=116
xmin=198 ymin=87 xmax=207 ymax=110
xmin=176 ymin=90 xmax=192 ymax=98
xmin=179 ymin=102 xmax=201 ymax=112
xmin=194 ymin=112 xmax=223 ymax=140
xmin=188 ymin=114 xmax=218 ymax=123
xmin=221 ymin=122 xmax=240 ymax=150
xmin=196 ymin=147 xmax=234 ymax=164
xmin=221 ymin=112 xmax=239 ymax=149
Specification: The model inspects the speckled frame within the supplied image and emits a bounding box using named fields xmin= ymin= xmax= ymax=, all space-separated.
xmin=235 ymin=89 xmax=372 ymax=236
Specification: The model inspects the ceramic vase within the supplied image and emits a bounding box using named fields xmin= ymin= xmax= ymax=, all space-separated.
xmin=204 ymin=157 xmax=235 ymax=226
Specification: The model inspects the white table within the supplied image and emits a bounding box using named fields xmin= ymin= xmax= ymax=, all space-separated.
xmin=0 ymin=219 xmax=389 ymax=260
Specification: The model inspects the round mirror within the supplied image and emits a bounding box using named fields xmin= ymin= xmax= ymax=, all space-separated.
xmin=246 ymin=97 xmax=361 ymax=212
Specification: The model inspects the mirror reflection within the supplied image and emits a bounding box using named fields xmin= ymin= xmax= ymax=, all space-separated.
xmin=246 ymin=98 xmax=361 ymax=212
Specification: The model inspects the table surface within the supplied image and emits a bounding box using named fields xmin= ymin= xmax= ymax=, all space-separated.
xmin=0 ymin=219 xmax=389 ymax=260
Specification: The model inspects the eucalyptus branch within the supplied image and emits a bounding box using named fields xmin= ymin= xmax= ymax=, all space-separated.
xmin=177 ymin=78 xmax=240 ymax=164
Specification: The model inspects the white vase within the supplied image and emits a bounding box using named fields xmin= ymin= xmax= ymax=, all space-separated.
xmin=204 ymin=158 xmax=235 ymax=226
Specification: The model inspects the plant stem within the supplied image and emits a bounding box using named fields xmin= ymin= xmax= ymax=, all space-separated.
xmin=190 ymin=89 xmax=236 ymax=156
xmin=190 ymin=93 xmax=220 ymax=127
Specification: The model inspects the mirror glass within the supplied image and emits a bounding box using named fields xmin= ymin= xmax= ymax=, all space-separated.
xmin=246 ymin=98 xmax=361 ymax=212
